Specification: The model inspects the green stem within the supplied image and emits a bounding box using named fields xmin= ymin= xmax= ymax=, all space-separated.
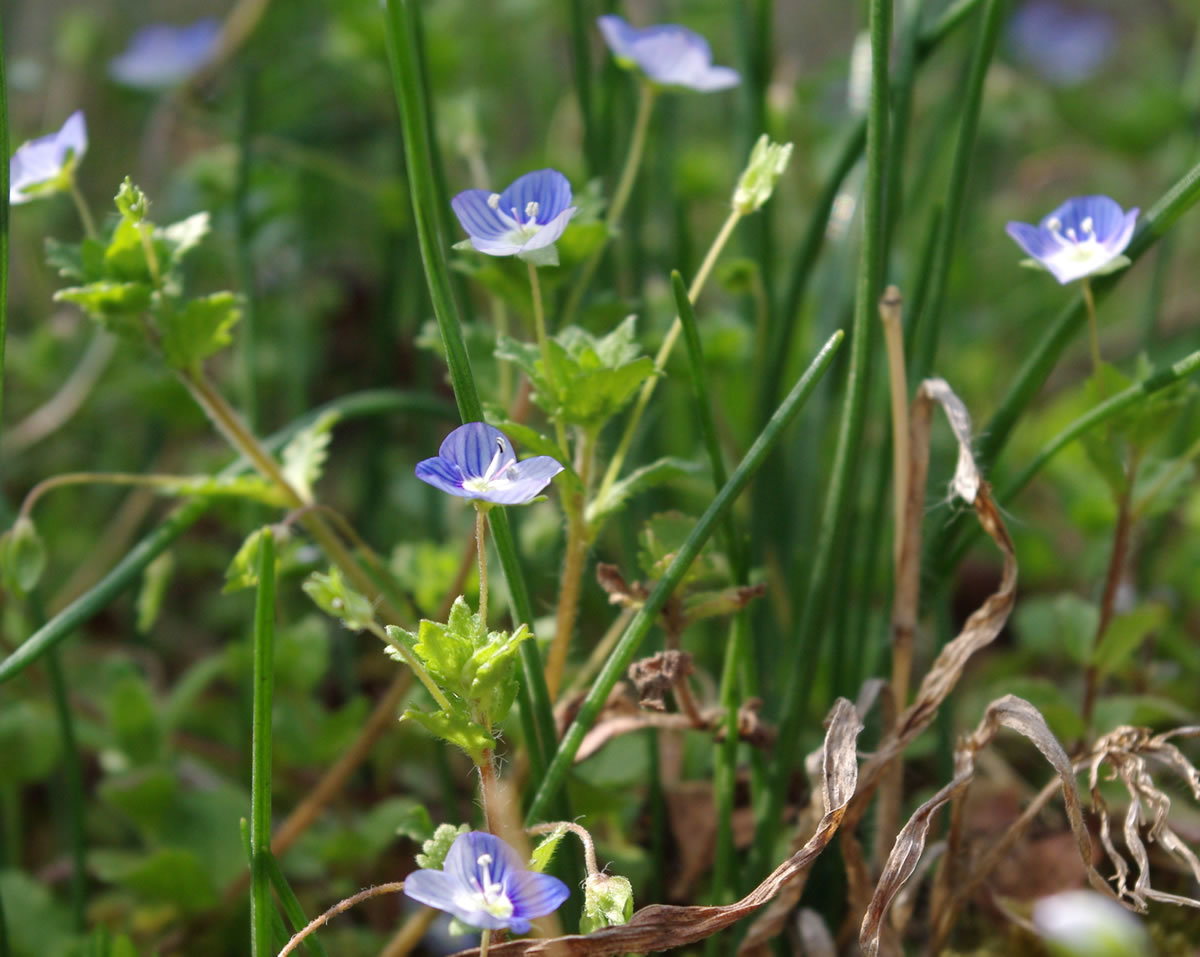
xmin=18 ymin=471 xmax=204 ymax=522
xmin=67 ymin=176 xmax=96 ymax=239
xmin=546 ymin=430 xmax=593 ymax=700
xmin=0 ymin=389 xmax=454 ymax=684
xmin=560 ymin=82 xmax=657 ymax=328
xmin=753 ymin=0 xmax=891 ymax=883
xmin=1082 ymin=277 xmax=1101 ymax=375
xmin=527 ymin=261 xmax=568 ymax=454
xmin=250 ymin=529 xmax=276 ymax=957
xmin=597 ymin=208 xmax=743 ymax=501
xmin=475 ymin=506 xmax=489 ymax=627
xmin=480 ymin=929 xmax=491 ymax=957
xmin=526 ymin=330 xmax=844 ymax=823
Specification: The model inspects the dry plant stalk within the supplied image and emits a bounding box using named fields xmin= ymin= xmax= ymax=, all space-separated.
xmin=860 ymin=695 xmax=1116 ymax=957
xmin=448 ymin=698 xmax=864 ymax=956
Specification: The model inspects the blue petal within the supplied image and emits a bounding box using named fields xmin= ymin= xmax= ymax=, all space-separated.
xmin=414 ymin=456 xmax=468 ymax=496
xmin=498 ymin=170 xmax=573 ymax=225
xmin=468 ymin=236 xmax=524 ymax=257
xmin=438 ymin=423 xmax=513 ymax=478
xmin=57 ymin=111 xmax=88 ymax=163
xmin=480 ymin=456 xmax=564 ymax=505
xmin=443 ymin=831 xmax=526 ymax=890
xmin=1042 ymin=195 xmax=1123 ymax=239
xmin=1105 ymin=206 xmax=1139 ymax=256
xmin=402 ymin=867 xmax=459 ymax=912
xmin=1005 ymin=221 xmax=1060 ymax=261
xmin=518 ymin=206 xmax=577 ymax=253
xmin=689 ymin=65 xmax=741 ymax=92
xmin=506 ymin=869 xmax=570 ymax=921
xmin=109 ymin=19 xmax=220 ymax=88
xmin=597 ymin=15 xmax=639 ymax=60
xmin=452 ymin=189 xmax=510 ymax=241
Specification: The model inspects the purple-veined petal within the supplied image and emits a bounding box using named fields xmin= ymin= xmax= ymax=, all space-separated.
xmin=452 ymin=189 xmax=511 ymax=241
xmin=518 ymin=206 xmax=578 ymax=253
xmin=1005 ymin=221 xmax=1061 ymax=260
xmin=630 ymin=25 xmax=713 ymax=85
xmin=468 ymin=235 xmax=526 ymax=257
xmin=1043 ymin=195 xmax=1123 ymax=240
xmin=482 ymin=456 xmax=565 ymax=505
xmin=443 ymin=831 xmax=524 ymax=888
xmin=498 ymin=170 xmax=573 ymax=225
xmin=505 ymin=868 xmax=571 ymax=920
xmin=415 ymin=456 xmax=468 ymax=495
xmin=1106 ymin=206 xmax=1139 ymax=256
xmin=402 ymin=867 xmax=459 ymax=913
xmin=438 ymin=423 xmax=514 ymax=478
xmin=596 ymin=15 xmax=639 ymax=60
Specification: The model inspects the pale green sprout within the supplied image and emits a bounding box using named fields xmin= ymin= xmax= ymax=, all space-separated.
xmin=732 ymin=135 xmax=794 ymax=215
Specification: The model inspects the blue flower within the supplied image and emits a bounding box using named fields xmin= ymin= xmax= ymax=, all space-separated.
xmin=597 ymin=15 xmax=740 ymax=92
xmin=1008 ymin=1 xmax=1115 ymax=87
xmin=416 ymin=423 xmax=563 ymax=506
xmin=109 ymin=19 xmax=221 ymax=89
xmin=451 ymin=170 xmax=577 ymax=263
xmin=9 ymin=111 xmax=87 ymax=205
xmin=403 ymin=830 xmax=570 ymax=934
xmin=1006 ymin=195 xmax=1138 ymax=285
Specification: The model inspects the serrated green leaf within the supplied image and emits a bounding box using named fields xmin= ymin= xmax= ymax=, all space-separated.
xmin=281 ymin=410 xmax=340 ymax=502
xmin=54 ymin=281 xmax=153 ymax=334
xmin=103 ymin=217 xmax=154 ymax=283
xmin=0 ymin=516 xmax=47 ymax=596
xmin=415 ymin=823 xmax=470 ymax=869
xmin=302 ymin=567 xmax=376 ymax=631
xmin=407 ymin=596 xmax=479 ymax=687
xmin=1092 ymin=603 xmax=1168 ymax=677
xmin=580 ymin=873 xmax=634 ymax=934
xmin=44 ymin=236 xmax=85 ymax=280
xmin=401 ymin=708 xmax=493 ymax=763
xmin=529 ymin=823 xmax=568 ymax=872
xmin=159 ymin=473 xmax=285 ymax=507
xmin=135 ymin=550 xmax=175 ymax=634
xmin=463 ymin=623 xmax=529 ymax=725
xmin=224 ymin=526 xmax=296 ymax=593
xmin=160 ymin=292 xmax=242 ymax=369
xmin=585 ymin=456 xmax=703 ymax=526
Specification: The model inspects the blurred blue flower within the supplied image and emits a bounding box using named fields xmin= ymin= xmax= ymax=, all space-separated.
xmin=403 ymin=830 xmax=570 ymax=934
xmin=1006 ymin=195 xmax=1138 ymax=284
xmin=9 ymin=111 xmax=87 ymax=205
xmin=451 ymin=169 xmax=577 ymax=263
xmin=1008 ymin=1 xmax=1116 ymax=87
xmin=109 ymin=19 xmax=221 ymax=89
xmin=597 ymin=14 xmax=739 ymax=92
xmin=416 ymin=423 xmax=563 ymax=506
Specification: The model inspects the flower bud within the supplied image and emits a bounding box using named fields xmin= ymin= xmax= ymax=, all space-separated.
xmin=732 ymin=135 xmax=793 ymax=215
xmin=580 ymin=872 xmax=634 ymax=934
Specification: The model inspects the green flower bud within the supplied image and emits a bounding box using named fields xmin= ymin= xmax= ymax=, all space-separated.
xmin=1 ymin=517 xmax=47 ymax=596
xmin=580 ymin=873 xmax=634 ymax=934
xmin=115 ymin=176 xmax=151 ymax=223
xmin=732 ymin=135 xmax=794 ymax=215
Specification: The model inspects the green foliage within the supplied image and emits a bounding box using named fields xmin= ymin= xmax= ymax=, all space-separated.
xmin=585 ymin=457 xmax=703 ymax=527
xmin=114 ymin=176 xmax=149 ymax=223
xmin=529 ymin=824 xmax=568 ymax=872
xmin=580 ymin=872 xmax=634 ymax=934
xmin=135 ymin=550 xmax=175 ymax=634
xmin=302 ymin=567 xmax=377 ymax=632
xmin=415 ymin=823 xmax=470 ymax=869
xmin=1091 ymin=603 xmax=1168 ymax=677
xmin=1013 ymin=593 xmax=1098 ymax=666
xmin=496 ymin=317 xmax=655 ymax=427
xmin=281 ymin=410 xmax=341 ymax=502
xmin=0 ymin=516 xmax=47 ymax=595
xmin=159 ymin=292 xmax=243 ymax=369
xmin=638 ymin=511 xmax=729 ymax=587
xmin=88 ymin=847 xmax=217 ymax=913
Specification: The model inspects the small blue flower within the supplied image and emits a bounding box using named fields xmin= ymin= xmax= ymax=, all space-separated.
xmin=1006 ymin=195 xmax=1138 ymax=285
xmin=109 ymin=19 xmax=221 ymax=89
xmin=416 ymin=423 xmax=564 ymax=506
xmin=451 ymin=169 xmax=577 ymax=263
xmin=9 ymin=111 xmax=87 ymax=205
xmin=1008 ymin=1 xmax=1116 ymax=87
xmin=403 ymin=830 xmax=570 ymax=934
xmin=597 ymin=15 xmax=740 ymax=92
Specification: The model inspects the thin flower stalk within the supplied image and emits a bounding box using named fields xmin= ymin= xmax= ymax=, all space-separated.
xmin=476 ymin=506 xmax=490 ymax=626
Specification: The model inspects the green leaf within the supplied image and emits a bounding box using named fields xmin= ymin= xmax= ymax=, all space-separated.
xmin=1013 ymin=593 xmax=1098 ymax=666
xmin=415 ymin=822 xmax=470 ymax=869
xmin=529 ymin=823 xmax=568 ymax=872
xmin=463 ymin=623 xmax=529 ymax=726
xmin=0 ymin=869 xmax=78 ymax=957
xmin=54 ymin=280 xmax=152 ymax=335
xmin=103 ymin=217 xmax=154 ymax=283
xmin=401 ymin=708 xmax=493 ymax=763
xmin=45 ymin=237 xmax=86 ymax=280
xmin=160 ymin=473 xmax=284 ymax=506
xmin=358 ymin=797 xmax=434 ymax=852
xmin=580 ymin=873 xmax=634 ymax=934
xmin=0 ymin=516 xmax=47 ymax=595
xmin=302 ymin=567 xmax=376 ymax=632
xmin=638 ymin=511 xmax=729 ymax=587
xmin=98 ymin=766 xmax=179 ymax=836
xmin=281 ymin=410 xmax=341 ymax=501
xmin=135 ymin=550 xmax=175 ymax=634
xmin=224 ymin=526 xmax=294 ymax=593
xmin=107 ymin=671 xmax=162 ymax=766
xmin=1092 ymin=603 xmax=1168 ymax=678
xmin=391 ymin=540 xmax=475 ymax=616
xmin=403 ymin=595 xmax=480 ymax=688
xmin=88 ymin=847 xmax=217 ymax=913
xmin=585 ymin=457 xmax=703 ymax=526
xmin=159 ymin=292 xmax=242 ymax=369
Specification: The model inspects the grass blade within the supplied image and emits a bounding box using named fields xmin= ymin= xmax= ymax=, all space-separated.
xmin=525 ymin=330 xmax=845 ymax=823
xmin=0 ymin=390 xmax=453 ymax=684
xmin=250 ymin=529 xmax=277 ymax=957
xmin=267 ymin=853 xmax=329 ymax=957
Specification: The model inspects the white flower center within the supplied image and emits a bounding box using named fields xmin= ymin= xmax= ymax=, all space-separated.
xmin=461 ymin=438 xmax=519 ymax=493
xmin=1047 ymin=215 xmax=1105 ymax=263
xmin=461 ymin=853 xmax=514 ymax=919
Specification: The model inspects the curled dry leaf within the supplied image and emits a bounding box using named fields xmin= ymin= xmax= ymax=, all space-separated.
xmin=628 ymin=649 xmax=694 ymax=711
xmin=860 ymin=695 xmax=1115 ymax=957
xmin=450 ymin=698 xmax=863 ymax=957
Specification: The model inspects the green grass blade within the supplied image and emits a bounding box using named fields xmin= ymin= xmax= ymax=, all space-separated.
xmin=568 ymin=0 xmax=601 ymax=176
xmin=0 ymin=389 xmax=453 ymax=684
xmin=267 ymin=853 xmax=330 ymax=957
xmin=381 ymin=0 xmax=557 ymax=781
xmin=753 ymin=0 xmax=892 ymax=882
xmin=525 ymin=330 xmax=845 ymax=823
xmin=909 ymin=0 xmax=1005 ymax=382
xmin=250 ymin=529 xmax=277 ymax=957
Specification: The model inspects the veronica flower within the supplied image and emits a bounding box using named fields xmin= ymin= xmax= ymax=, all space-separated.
xmin=597 ymin=15 xmax=739 ymax=92
xmin=451 ymin=169 xmax=577 ymax=265
xmin=403 ymin=830 xmax=570 ymax=934
xmin=1009 ymin=1 xmax=1116 ymax=87
xmin=416 ymin=423 xmax=563 ymax=506
xmin=9 ymin=111 xmax=87 ymax=205
xmin=1005 ymin=195 xmax=1138 ymax=285
xmin=109 ymin=19 xmax=221 ymax=89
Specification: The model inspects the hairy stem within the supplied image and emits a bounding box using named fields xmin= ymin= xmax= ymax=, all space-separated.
xmin=546 ymin=430 xmax=594 ymax=700
xmin=528 ymin=820 xmax=600 ymax=877
xmin=1082 ymin=277 xmax=1101 ymax=375
xmin=475 ymin=506 xmax=490 ymax=625
xmin=275 ymin=882 xmax=406 ymax=957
